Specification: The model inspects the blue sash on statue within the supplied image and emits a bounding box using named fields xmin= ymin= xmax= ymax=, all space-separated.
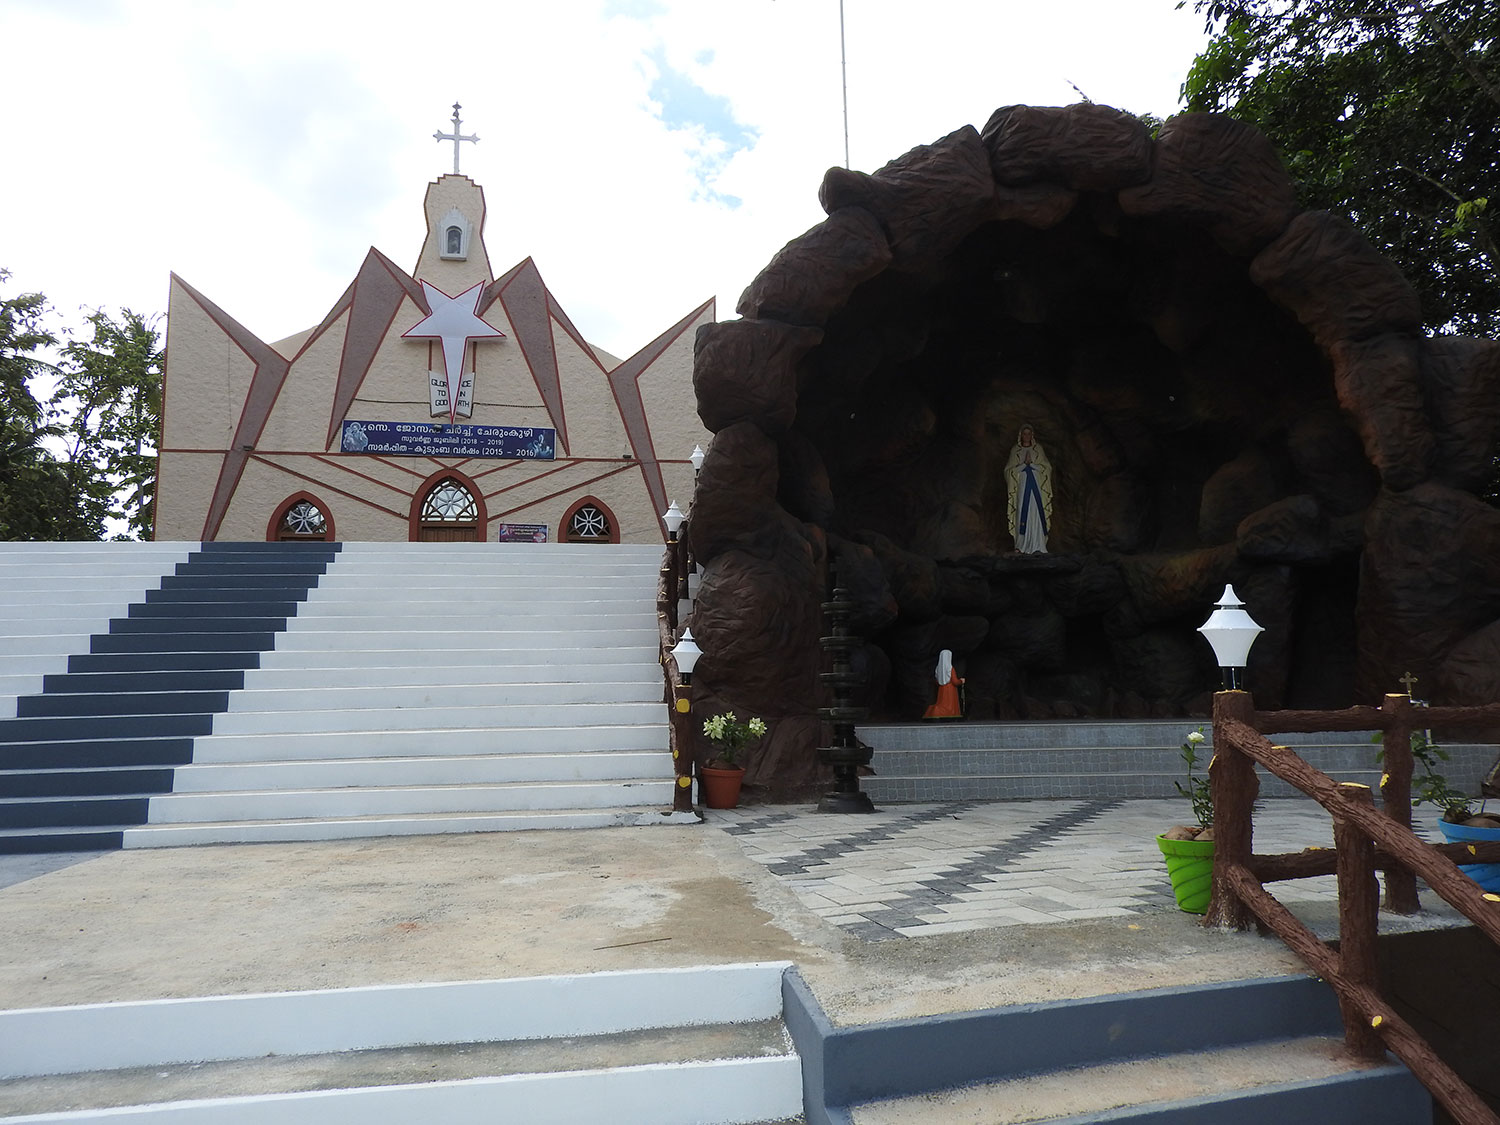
xmin=1019 ymin=465 xmax=1047 ymax=536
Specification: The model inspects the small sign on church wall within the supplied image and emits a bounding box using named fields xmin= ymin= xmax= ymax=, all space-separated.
xmin=340 ymin=420 xmax=556 ymax=460
xmin=496 ymin=523 xmax=549 ymax=543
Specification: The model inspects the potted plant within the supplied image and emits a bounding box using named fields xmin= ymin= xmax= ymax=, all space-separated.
xmin=1158 ymin=728 xmax=1216 ymax=914
xmin=700 ymin=712 xmax=766 ymax=810
xmin=1396 ymin=730 xmax=1500 ymax=892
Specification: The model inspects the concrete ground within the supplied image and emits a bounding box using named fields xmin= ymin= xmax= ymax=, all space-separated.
xmin=0 ymin=799 xmax=1466 ymax=1031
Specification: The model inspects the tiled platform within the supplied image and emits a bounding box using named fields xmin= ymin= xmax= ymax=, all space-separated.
xmin=711 ymin=798 xmax=1452 ymax=942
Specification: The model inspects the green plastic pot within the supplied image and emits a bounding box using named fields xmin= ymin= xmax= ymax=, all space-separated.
xmin=1157 ymin=834 xmax=1215 ymax=914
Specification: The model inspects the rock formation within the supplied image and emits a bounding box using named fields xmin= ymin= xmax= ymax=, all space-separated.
xmin=686 ymin=104 xmax=1500 ymax=797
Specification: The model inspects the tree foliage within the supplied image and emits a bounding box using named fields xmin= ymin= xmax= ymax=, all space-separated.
xmin=0 ymin=271 xmax=162 ymax=541
xmin=1181 ymin=0 xmax=1500 ymax=337
xmin=54 ymin=309 xmax=164 ymax=540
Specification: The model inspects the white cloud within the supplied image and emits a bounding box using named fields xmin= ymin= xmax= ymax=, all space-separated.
xmin=0 ymin=0 xmax=1211 ymax=358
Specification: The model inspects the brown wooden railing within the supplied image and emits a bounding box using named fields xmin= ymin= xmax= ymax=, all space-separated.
xmin=657 ymin=528 xmax=694 ymax=812
xmin=1208 ymin=691 xmax=1500 ymax=1124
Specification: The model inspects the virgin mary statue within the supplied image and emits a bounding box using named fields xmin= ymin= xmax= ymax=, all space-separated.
xmin=1005 ymin=424 xmax=1053 ymax=554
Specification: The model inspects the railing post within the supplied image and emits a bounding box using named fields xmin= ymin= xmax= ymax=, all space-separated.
xmin=1205 ymin=690 xmax=1258 ymax=930
xmin=669 ymin=679 xmax=696 ymax=813
xmin=1380 ymin=694 xmax=1419 ymax=914
xmin=1334 ymin=782 xmax=1385 ymax=1060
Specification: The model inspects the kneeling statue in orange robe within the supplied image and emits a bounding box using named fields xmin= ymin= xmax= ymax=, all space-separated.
xmin=923 ymin=649 xmax=963 ymax=720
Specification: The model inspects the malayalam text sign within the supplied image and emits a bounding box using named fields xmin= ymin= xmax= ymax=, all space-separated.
xmin=340 ymin=420 xmax=555 ymax=460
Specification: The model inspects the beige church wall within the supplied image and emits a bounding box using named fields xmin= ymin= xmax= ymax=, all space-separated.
xmin=160 ymin=286 xmax=258 ymax=451
xmin=155 ymin=452 xmax=224 ymax=541
xmin=257 ymin=312 xmax=349 ymax=452
xmin=412 ymin=176 xmax=492 ymax=293
xmin=271 ymin=325 xmax=315 ymax=359
xmin=552 ymin=331 xmax=633 ymax=459
xmin=637 ymin=307 xmax=714 ymax=511
xmin=216 ymin=456 xmax=408 ymax=541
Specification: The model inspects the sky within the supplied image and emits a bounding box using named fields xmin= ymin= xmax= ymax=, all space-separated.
xmin=1 ymin=0 xmax=1214 ymax=361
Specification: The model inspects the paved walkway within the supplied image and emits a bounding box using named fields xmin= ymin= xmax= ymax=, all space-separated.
xmin=710 ymin=798 xmax=1453 ymax=941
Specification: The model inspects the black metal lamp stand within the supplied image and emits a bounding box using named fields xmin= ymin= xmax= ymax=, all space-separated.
xmin=817 ymin=562 xmax=873 ymax=813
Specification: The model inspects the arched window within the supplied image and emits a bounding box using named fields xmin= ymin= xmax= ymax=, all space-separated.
xmin=411 ymin=471 xmax=485 ymax=542
xmin=267 ymin=492 xmax=334 ymax=541
xmin=559 ymin=495 xmax=620 ymax=544
xmin=438 ymin=208 xmax=471 ymax=260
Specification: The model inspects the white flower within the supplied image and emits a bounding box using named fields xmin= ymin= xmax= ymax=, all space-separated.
xmin=1187 ymin=730 xmax=1205 ymax=744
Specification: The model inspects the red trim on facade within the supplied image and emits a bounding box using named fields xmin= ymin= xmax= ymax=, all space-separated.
xmin=482 ymin=457 xmax=586 ymax=498
xmin=248 ymin=458 xmax=406 ymax=520
xmin=267 ymin=490 xmax=336 ymax=541
xmin=493 ymin=258 xmax=571 ymax=452
xmin=603 ymin=296 xmax=716 ymax=527
xmin=408 ymin=467 xmax=488 ymax=542
xmin=490 ymin=463 xmax=635 ymax=521
xmin=469 ymin=458 xmax=529 ymax=481
xmin=168 ymin=274 xmax=295 ymax=541
xmin=325 ymin=248 xmax=431 ymax=450
xmin=558 ymin=494 xmax=622 ymax=544
xmin=305 ymin=453 xmax=413 ymax=495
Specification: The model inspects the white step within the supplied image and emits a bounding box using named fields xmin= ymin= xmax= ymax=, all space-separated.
xmin=256 ymin=645 xmax=656 ymax=670
xmin=223 ymin=681 xmax=661 ymax=713
xmin=278 ymin=611 xmax=655 ymax=632
xmin=270 ymin=627 xmax=659 ymax=651
xmin=0 ymin=588 xmax=182 ymax=607
xmin=0 ymin=634 xmax=119 ymax=657
xmin=190 ymin=724 xmax=669 ymax=763
xmin=169 ymin=751 xmax=671 ymax=791
xmin=291 ymin=595 xmax=653 ymax=614
xmin=124 ymin=806 xmax=695 ymax=846
xmin=211 ymin=701 xmax=666 ymax=735
xmin=237 ymin=662 xmax=659 ymax=690
xmin=0 ymin=964 xmax=799 ymax=1125
xmin=145 ymin=778 xmax=674 ymax=822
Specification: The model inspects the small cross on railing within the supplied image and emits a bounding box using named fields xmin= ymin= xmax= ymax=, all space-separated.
xmin=434 ymin=103 xmax=479 ymax=175
xmin=1398 ymin=670 xmax=1419 ymax=696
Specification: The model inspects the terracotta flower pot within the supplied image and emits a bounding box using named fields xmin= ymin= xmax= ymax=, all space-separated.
xmin=1438 ymin=819 xmax=1500 ymax=893
xmin=701 ymin=765 xmax=746 ymax=810
xmin=1157 ymin=834 xmax=1215 ymax=914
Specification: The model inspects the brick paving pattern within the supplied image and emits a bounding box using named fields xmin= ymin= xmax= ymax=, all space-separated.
xmin=713 ymin=798 xmax=1448 ymax=941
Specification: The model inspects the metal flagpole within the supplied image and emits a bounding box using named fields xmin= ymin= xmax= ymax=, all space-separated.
xmin=840 ymin=0 xmax=850 ymax=169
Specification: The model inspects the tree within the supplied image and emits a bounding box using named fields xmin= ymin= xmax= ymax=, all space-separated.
xmin=1181 ymin=0 xmax=1499 ymax=337
xmin=53 ymin=309 xmax=164 ymax=540
xmin=0 ymin=270 xmax=163 ymax=541
xmin=0 ymin=269 xmax=54 ymax=428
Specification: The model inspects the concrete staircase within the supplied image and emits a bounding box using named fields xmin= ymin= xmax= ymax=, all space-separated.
xmin=861 ymin=720 xmax=1498 ymax=804
xmin=783 ymin=973 xmax=1431 ymax=1124
xmin=0 ymin=541 xmax=679 ymax=853
xmin=0 ymin=541 xmax=336 ymax=853
xmin=0 ymin=963 xmax=803 ymax=1123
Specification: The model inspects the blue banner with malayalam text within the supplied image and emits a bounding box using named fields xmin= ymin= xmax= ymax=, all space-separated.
xmin=340 ymin=420 xmax=555 ymax=461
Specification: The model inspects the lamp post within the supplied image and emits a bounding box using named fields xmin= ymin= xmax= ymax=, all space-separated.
xmin=690 ymin=444 xmax=705 ymax=478
xmin=668 ymin=629 xmax=703 ymax=812
xmin=817 ymin=561 xmax=874 ymax=813
xmin=662 ymin=501 xmax=685 ymax=543
xmin=1197 ymin=585 xmax=1263 ymax=692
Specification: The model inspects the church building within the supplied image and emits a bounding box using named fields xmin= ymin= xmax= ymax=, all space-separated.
xmin=154 ymin=109 xmax=712 ymax=545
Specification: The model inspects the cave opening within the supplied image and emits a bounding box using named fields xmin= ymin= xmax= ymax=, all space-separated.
xmin=787 ymin=196 xmax=1373 ymax=722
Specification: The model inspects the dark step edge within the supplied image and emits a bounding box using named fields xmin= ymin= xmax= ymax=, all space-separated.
xmin=782 ymin=970 xmax=1343 ymax=1111
xmin=0 ymin=829 xmax=126 ymax=854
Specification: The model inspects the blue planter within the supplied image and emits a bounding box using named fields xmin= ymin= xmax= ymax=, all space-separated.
xmin=1437 ymin=819 xmax=1500 ymax=893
